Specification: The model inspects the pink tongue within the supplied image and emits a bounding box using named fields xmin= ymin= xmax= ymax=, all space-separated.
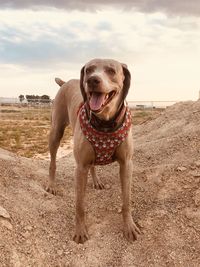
xmin=89 ymin=92 xmax=106 ymax=111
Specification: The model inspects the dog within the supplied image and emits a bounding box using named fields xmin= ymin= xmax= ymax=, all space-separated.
xmin=47 ymin=58 xmax=141 ymax=243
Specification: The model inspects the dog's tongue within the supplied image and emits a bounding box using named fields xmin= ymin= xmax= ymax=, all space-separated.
xmin=89 ymin=92 xmax=106 ymax=111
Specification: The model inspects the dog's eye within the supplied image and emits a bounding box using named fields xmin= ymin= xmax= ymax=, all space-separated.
xmin=86 ymin=68 xmax=93 ymax=75
xmin=86 ymin=69 xmax=90 ymax=74
xmin=106 ymin=68 xmax=116 ymax=75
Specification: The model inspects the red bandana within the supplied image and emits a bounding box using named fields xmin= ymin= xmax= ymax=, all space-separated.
xmin=79 ymin=103 xmax=132 ymax=165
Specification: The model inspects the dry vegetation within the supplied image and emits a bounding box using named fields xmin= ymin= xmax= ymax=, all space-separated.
xmin=0 ymin=105 xmax=72 ymax=157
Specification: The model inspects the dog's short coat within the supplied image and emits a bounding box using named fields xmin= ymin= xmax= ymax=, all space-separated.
xmin=47 ymin=58 xmax=141 ymax=243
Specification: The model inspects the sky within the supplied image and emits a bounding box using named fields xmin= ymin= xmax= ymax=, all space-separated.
xmin=0 ymin=0 xmax=200 ymax=101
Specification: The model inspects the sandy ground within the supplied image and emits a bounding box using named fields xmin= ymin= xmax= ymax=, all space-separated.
xmin=33 ymin=140 xmax=73 ymax=160
xmin=1 ymin=100 xmax=200 ymax=266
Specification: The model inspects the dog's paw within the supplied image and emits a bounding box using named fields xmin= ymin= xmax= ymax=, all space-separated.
xmin=123 ymin=219 xmax=141 ymax=242
xmin=73 ymin=226 xmax=89 ymax=244
xmin=46 ymin=185 xmax=57 ymax=195
xmin=93 ymin=179 xmax=105 ymax=190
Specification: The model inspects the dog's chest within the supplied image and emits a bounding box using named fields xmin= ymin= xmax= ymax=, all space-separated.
xmin=79 ymin=104 xmax=132 ymax=165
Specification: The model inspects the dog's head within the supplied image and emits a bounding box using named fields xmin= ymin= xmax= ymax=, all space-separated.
xmin=80 ymin=59 xmax=131 ymax=114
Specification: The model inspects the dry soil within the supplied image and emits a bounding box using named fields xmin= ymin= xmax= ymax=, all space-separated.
xmin=1 ymin=100 xmax=200 ymax=266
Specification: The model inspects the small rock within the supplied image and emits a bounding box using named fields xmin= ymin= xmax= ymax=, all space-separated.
xmin=177 ymin=166 xmax=187 ymax=172
xmin=24 ymin=225 xmax=33 ymax=231
xmin=193 ymin=189 xmax=200 ymax=206
xmin=117 ymin=208 xmax=122 ymax=213
xmin=0 ymin=206 xmax=10 ymax=220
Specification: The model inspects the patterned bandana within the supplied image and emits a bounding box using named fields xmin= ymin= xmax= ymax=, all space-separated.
xmin=79 ymin=103 xmax=132 ymax=165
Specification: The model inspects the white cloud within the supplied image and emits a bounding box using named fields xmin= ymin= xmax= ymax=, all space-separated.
xmin=0 ymin=7 xmax=200 ymax=101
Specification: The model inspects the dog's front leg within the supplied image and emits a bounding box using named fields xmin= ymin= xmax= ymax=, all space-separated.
xmin=73 ymin=165 xmax=89 ymax=244
xmin=120 ymin=159 xmax=141 ymax=242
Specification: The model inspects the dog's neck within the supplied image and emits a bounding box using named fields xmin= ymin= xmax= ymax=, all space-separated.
xmin=85 ymin=101 xmax=127 ymax=132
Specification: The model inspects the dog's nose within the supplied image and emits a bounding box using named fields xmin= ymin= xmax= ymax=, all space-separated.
xmin=87 ymin=76 xmax=101 ymax=88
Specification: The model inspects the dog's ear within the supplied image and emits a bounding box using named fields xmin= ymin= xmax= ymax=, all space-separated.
xmin=80 ymin=65 xmax=87 ymax=102
xmin=122 ymin=64 xmax=131 ymax=101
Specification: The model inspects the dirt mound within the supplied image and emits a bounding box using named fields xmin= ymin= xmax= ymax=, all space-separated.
xmin=1 ymin=100 xmax=200 ymax=266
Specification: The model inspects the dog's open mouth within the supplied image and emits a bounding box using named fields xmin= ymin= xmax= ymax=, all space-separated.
xmin=89 ymin=91 xmax=116 ymax=112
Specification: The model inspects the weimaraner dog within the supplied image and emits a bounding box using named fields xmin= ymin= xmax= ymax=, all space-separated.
xmin=47 ymin=58 xmax=141 ymax=243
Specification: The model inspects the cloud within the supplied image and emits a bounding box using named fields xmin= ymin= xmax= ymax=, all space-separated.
xmin=0 ymin=0 xmax=200 ymax=16
xmin=0 ymin=21 xmax=116 ymax=68
xmin=0 ymin=9 xmax=137 ymax=68
xmin=0 ymin=7 xmax=200 ymax=102
xmin=1 ymin=8 xmax=200 ymax=70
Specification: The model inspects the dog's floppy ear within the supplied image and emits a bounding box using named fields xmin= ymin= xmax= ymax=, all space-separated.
xmin=80 ymin=65 xmax=87 ymax=102
xmin=122 ymin=64 xmax=131 ymax=101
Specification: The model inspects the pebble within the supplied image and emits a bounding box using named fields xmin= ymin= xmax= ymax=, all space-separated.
xmin=193 ymin=189 xmax=200 ymax=206
xmin=0 ymin=206 xmax=10 ymax=220
xmin=24 ymin=225 xmax=33 ymax=231
xmin=117 ymin=208 xmax=122 ymax=214
xmin=177 ymin=166 xmax=187 ymax=172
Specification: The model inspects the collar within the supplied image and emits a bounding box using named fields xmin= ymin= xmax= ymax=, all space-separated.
xmin=84 ymin=101 xmax=128 ymax=133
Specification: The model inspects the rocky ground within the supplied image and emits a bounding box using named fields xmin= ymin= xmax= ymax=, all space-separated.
xmin=1 ymin=100 xmax=200 ymax=266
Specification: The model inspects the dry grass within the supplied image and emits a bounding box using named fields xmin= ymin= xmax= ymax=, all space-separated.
xmin=132 ymin=108 xmax=164 ymax=125
xmin=0 ymin=105 xmax=72 ymax=157
xmin=0 ymin=105 xmax=162 ymax=157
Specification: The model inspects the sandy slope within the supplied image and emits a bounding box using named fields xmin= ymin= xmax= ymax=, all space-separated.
xmin=1 ymin=100 xmax=200 ymax=266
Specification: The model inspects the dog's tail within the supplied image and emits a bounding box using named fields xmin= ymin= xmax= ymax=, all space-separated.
xmin=55 ymin=77 xmax=65 ymax=87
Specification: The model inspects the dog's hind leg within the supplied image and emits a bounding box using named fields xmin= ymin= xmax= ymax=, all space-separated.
xmin=90 ymin=166 xmax=105 ymax=190
xmin=47 ymin=123 xmax=66 ymax=195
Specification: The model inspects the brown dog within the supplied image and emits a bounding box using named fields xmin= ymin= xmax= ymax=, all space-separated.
xmin=47 ymin=58 xmax=141 ymax=243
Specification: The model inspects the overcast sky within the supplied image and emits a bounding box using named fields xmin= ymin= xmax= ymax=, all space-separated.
xmin=0 ymin=0 xmax=200 ymax=101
